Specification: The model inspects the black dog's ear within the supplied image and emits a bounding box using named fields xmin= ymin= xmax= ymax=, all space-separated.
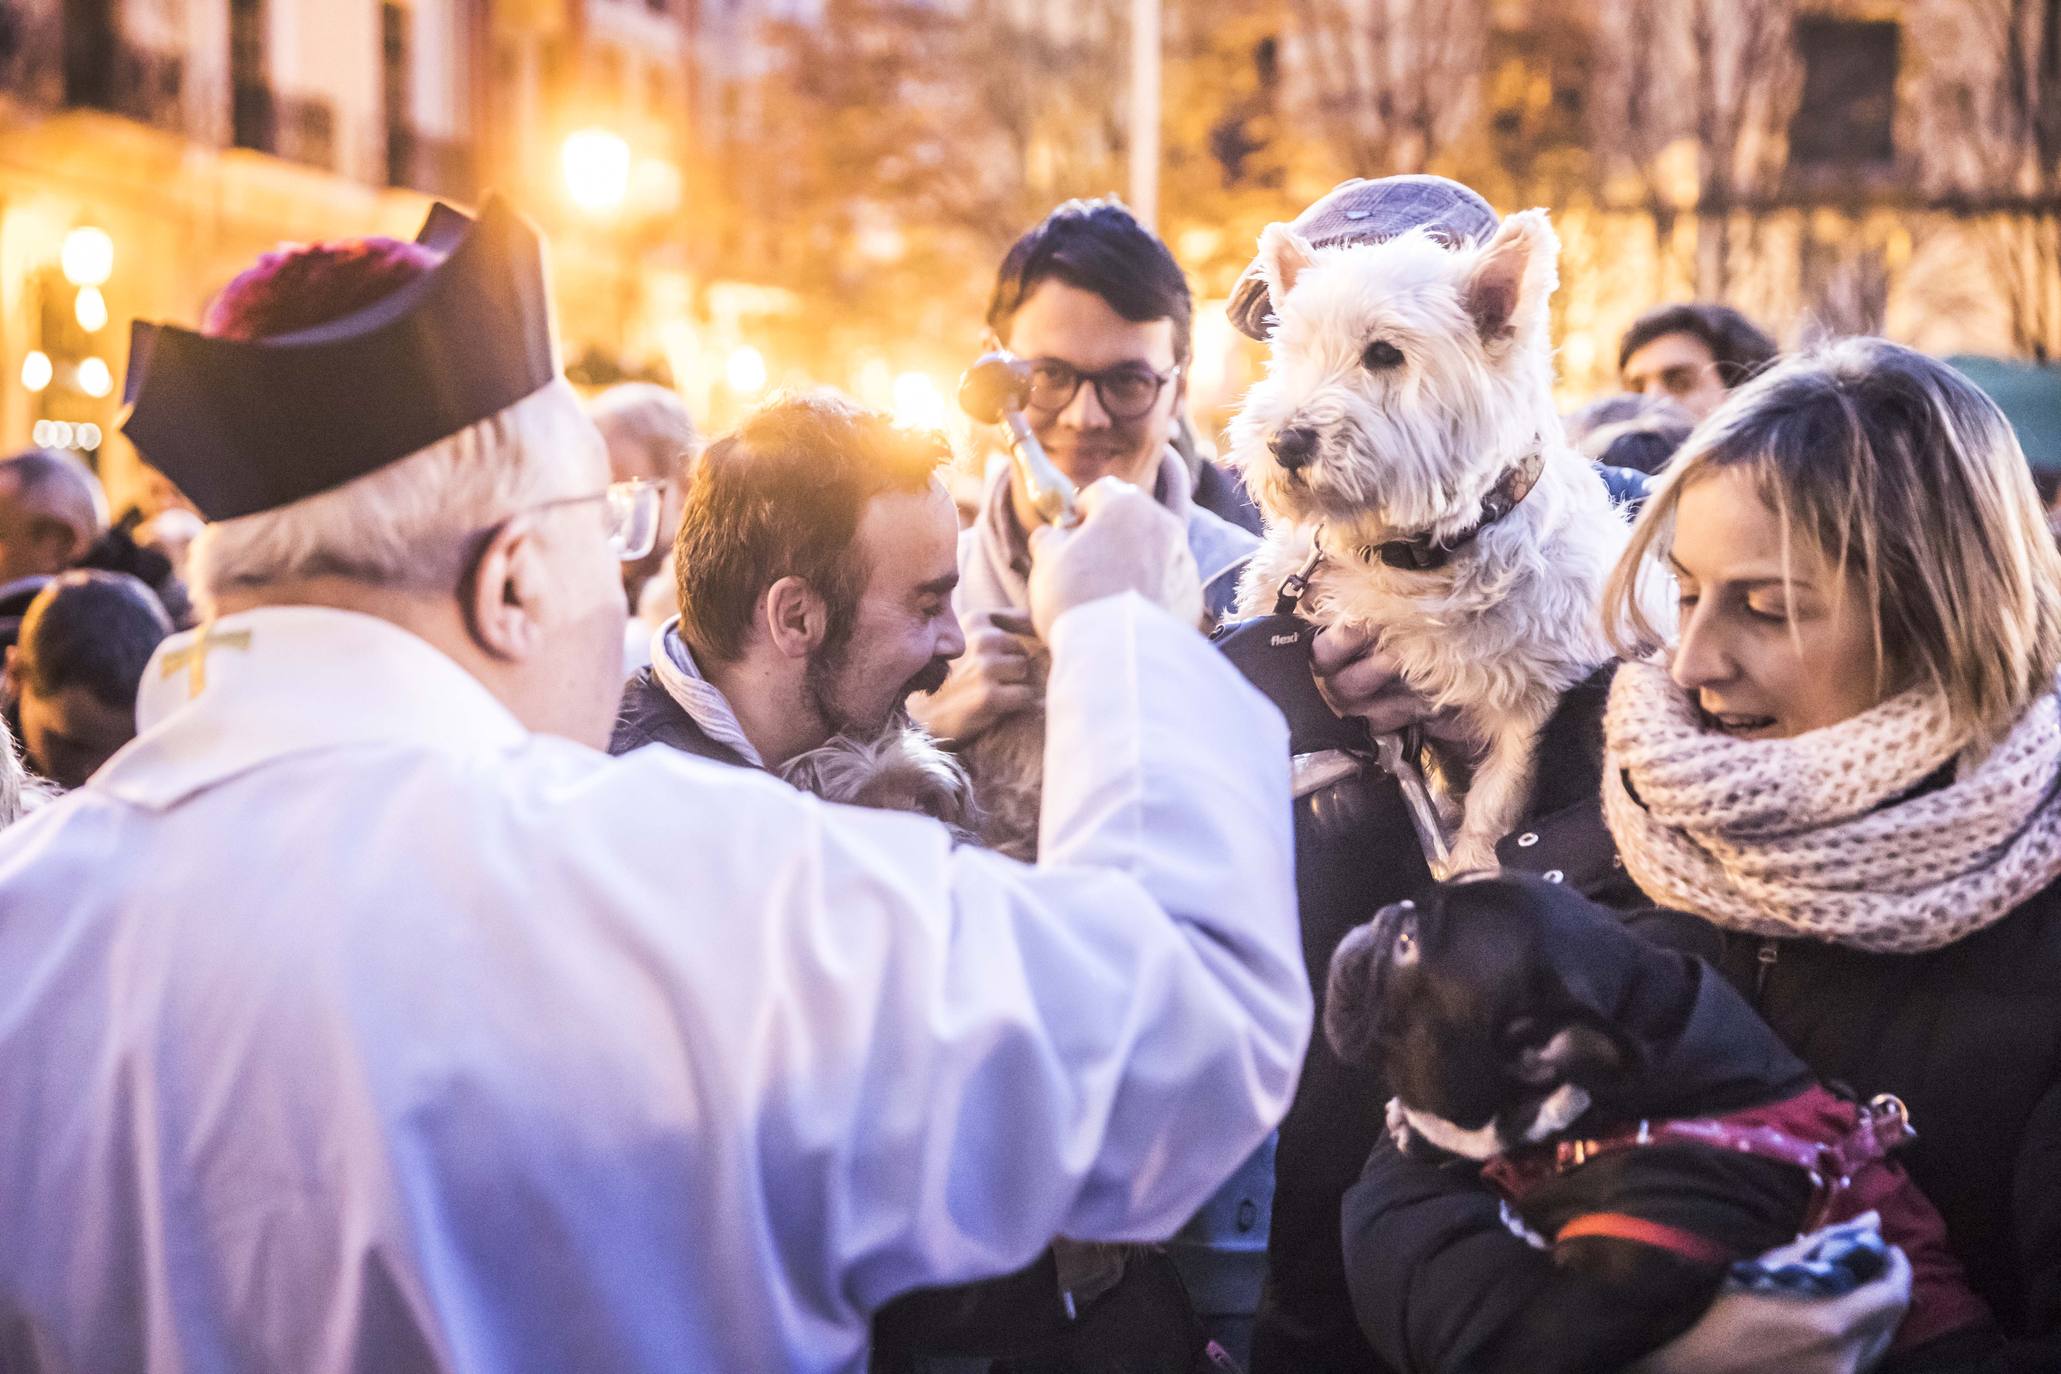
xmin=1509 ymin=1016 xmax=1627 ymax=1087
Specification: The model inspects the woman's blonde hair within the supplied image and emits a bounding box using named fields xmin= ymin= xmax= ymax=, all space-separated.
xmin=1603 ymin=337 xmax=2061 ymax=749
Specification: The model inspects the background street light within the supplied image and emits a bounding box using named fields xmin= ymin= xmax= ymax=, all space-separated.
xmin=21 ymin=351 xmax=51 ymax=393
xmin=60 ymin=226 xmax=114 ymax=287
xmin=725 ymin=344 xmax=768 ymax=395
xmin=77 ymin=357 xmax=112 ymax=398
xmin=563 ymin=129 xmax=632 ymax=216
xmin=75 ymin=286 xmax=108 ymax=333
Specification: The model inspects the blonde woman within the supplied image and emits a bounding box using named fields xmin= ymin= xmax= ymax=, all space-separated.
xmin=1599 ymin=338 xmax=2061 ymax=1357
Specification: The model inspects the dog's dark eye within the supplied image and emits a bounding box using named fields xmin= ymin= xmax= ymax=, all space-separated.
xmin=1362 ymin=340 xmax=1405 ymax=371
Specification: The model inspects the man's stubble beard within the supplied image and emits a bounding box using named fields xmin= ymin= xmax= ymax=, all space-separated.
xmin=804 ymin=630 xmax=954 ymax=744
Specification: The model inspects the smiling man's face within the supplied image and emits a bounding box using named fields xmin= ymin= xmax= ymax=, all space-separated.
xmin=999 ymin=280 xmax=1181 ymax=520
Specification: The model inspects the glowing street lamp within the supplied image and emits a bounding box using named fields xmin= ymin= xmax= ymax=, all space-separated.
xmin=562 ymin=129 xmax=632 ymax=216
xmin=61 ymin=226 xmax=114 ymax=287
xmin=21 ymin=350 xmax=52 ymax=393
xmin=75 ymin=285 xmax=108 ymax=333
xmin=891 ymin=372 xmax=950 ymax=431
xmin=77 ymin=356 xmax=113 ymax=398
xmin=725 ymin=344 xmax=768 ymax=395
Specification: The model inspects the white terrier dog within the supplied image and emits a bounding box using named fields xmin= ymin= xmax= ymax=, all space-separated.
xmin=1228 ymin=210 xmax=1643 ymax=873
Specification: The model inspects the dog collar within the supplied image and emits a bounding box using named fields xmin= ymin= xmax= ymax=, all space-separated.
xmin=1352 ymin=441 xmax=1546 ymax=572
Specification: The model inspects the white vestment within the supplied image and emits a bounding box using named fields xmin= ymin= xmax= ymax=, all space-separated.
xmin=0 ymin=594 xmax=1306 ymax=1374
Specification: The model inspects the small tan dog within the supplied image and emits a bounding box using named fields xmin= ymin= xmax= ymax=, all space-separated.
xmin=1228 ymin=210 xmax=1652 ymax=872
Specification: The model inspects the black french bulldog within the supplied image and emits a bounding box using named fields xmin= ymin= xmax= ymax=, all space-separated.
xmin=1324 ymin=873 xmax=1992 ymax=1374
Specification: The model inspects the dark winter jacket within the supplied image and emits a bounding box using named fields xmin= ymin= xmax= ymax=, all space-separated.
xmin=607 ymin=667 xmax=757 ymax=767
xmin=1251 ymin=664 xmax=1634 ymax=1374
xmin=1635 ymin=899 xmax=2061 ymax=1355
xmin=1322 ymin=739 xmax=2061 ymax=1372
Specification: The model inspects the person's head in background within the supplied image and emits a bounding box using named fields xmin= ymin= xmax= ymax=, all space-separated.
xmin=6 ymin=570 xmax=171 ymax=789
xmin=185 ymin=228 xmax=629 ymax=750
xmin=1618 ymin=303 xmax=1780 ymax=421
xmin=986 ymin=199 xmax=1191 ymax=527
xmin=1606 ymin=337 xmax=2061 ymax=748
xmin=0 ymin=449 xmax=109 ymax=588
xmin=1565 ymin=393 xmax=1697 ymax=476
xmin=674 ymin=391 xmax=965 ymax=767
xmin=589 ymin=382 xmax=697 ymax=611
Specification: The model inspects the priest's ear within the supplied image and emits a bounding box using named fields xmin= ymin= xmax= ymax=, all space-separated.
xmin=463 ymin=512 xmax=554 ymax=661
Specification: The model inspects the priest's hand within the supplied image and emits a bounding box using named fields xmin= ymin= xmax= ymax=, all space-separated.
xmin=1026 ymin=477 xmax=1202 ymax=641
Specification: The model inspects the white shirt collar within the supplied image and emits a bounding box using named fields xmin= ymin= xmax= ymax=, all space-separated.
xmin=646 ymin=617 xmax=766 ymax=768
xmin=97 ymin=605 xmax=529 ymax=810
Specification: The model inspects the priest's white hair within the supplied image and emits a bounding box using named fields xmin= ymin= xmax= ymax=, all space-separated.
xmin=0 ymin=713 xmax=54 ymax=827
xmin=190 ymin=380 xmax=600 ymax=607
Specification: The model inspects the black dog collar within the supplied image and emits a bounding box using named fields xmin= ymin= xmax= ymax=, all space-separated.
xmin=1350 ymin=442 xmax=1546 ymax=572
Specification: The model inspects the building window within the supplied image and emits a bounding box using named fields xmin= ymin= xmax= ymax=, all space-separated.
xmin=230 ymin=0 xmax=271 ymax=152
xmin=383 ymin=2 xmax=412 ymax=186
xmin=1788 ymin=18 xmax=1899 ymax=167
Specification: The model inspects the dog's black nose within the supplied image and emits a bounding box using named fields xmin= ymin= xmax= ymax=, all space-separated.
xmin=1271 ymin=426 xmax=1318 ymax=472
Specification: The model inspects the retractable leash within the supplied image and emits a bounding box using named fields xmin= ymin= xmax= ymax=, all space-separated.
xmin=1213 ymin=531 xmax=1453 ymax=873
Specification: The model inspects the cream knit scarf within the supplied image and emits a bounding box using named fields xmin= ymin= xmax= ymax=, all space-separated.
xmin=1601 ymin=660 xmax=2061 ymax=954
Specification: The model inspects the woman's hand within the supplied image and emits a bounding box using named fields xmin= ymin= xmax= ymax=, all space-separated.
xmin=1630 ymin=1227 xmax=1912 ymax=1374
xmin=1309 ymin=623 xmax=1484 ymax=755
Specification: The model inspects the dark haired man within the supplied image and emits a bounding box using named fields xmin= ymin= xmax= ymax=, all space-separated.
xmin=5 ymin=569 xmax=171 ymax=788
xmin=918 ymin=198 xmax=1258 ymax=750
xmin=1618 ymin=302 xmax=1780 ymax=420
xmin=611 ymin=390 xmax=965 ymax=770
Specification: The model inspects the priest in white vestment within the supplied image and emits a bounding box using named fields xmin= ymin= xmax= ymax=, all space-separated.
xmin=0 ymin=201 xmax=1306 ymax=1372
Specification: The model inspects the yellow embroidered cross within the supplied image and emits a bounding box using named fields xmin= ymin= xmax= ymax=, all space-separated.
xmin=158 ymin=622 xmax=253 ymax=698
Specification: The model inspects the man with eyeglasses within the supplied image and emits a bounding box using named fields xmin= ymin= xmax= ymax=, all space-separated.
xmin=0 ymin=200 xmax=1308 ymax=1374
xmin=915 ymin=198 xmax=1259 ymax=753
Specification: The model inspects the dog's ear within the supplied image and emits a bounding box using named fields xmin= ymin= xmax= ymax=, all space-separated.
xmin=1508 ymin=1015 xmax=1627 ymax=1088
xmin=1257 ymin=223 xmax=1318 ymax=312
xmin=1462 ymin=209 xmax=1560 ymax=345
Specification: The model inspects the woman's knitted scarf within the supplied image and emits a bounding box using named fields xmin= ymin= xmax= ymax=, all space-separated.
xmin=1601 ymin=659 xmax=2061 ymax=954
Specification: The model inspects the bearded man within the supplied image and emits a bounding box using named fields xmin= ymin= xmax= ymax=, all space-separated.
xmin=612 ymin=392 xmax=964 ymax=772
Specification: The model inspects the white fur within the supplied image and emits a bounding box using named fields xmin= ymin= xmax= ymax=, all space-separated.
xmin=1393 ymin=1083 xmax=1595 ymax=1162
xmin=1227 ymin=211 xmax=1661 ymax=872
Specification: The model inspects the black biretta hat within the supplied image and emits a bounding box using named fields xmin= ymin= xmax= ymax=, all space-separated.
xmin=120 ymin=195 xmax=557 ymax=521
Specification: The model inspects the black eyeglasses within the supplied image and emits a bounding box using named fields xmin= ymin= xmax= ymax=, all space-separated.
xmin=1023 ymin=358 xmax=1180 ymax=420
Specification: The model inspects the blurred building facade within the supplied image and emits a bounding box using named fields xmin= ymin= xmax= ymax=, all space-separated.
xmin=1176 ymin=0 xmax=2061 ymax=402
xmin=1 ymin=0 xmax=2054 ymax=500
xmin=0 ymin=0 xmax=719 ymax=506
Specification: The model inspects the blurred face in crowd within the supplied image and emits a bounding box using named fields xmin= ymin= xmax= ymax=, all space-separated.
xmin=593 ymin=399 xmax=693 ymax=608
xmin=0 ymin=471 xmax=95 ymax=585
xmin=1666 ymin=465 xmax=1891 ymax=739
xmin=1622 ymin=330 xmax=1730 ymax=421
xmin=12 ymin=679 xmax=134 ymax=790
xmin=805 ymin=479 xmax=965 ymax=740
xmin=1000 ymin=281 xmax=1182 ymax=515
